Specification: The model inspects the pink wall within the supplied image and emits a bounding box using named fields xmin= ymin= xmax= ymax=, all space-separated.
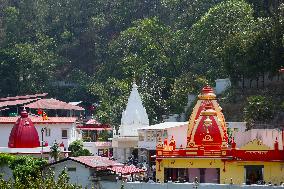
xmin=234 ymin=129 xmax=283 ymax=150
xmin=205 ymin=168 xmax=219 ymax=183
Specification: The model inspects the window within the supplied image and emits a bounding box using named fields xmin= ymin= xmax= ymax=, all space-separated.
xmin=138 ymin=132 xmax=145 ymax=141
xmin=45 ymin=128 xmax=51 ymax=137
xmin=62 ymin=129 xmax=68 ymax=139
xmin=67 ymin=167 xmax=76 ymax=172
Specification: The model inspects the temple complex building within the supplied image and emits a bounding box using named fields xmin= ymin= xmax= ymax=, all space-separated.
xmin=112 ymin=83 xmax=149 ymax=163
xmin=77 ymin=118 xmax=112 ymax=157
xmin=155 ymin=86 xmax=284 ymax=185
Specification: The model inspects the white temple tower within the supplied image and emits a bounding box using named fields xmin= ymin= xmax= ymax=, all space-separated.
xmin=112 ymin=83 xmax=149 ymax=163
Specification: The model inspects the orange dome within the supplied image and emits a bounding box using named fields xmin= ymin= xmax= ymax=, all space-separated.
xmin=8 ymin=109 xmax=40 ymax=148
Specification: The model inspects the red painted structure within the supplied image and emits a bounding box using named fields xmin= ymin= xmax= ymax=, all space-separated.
xmin=156 ymin=86 xmax=284 ymax=162
xmin=8 ymin=109 xmax=40 ymax=148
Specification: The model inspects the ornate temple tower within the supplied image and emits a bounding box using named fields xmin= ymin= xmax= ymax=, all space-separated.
xmin=112 ymin=83 xmax=149 ymax=163
xmin=119 ymin=83 xmax=149 ymax=137
xmin=8 ymin=109 xmax=40 ymax=148
xmin=186 ymin=85 xmax=228 ymax=152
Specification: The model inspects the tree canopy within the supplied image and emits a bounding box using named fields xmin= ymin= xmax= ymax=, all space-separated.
xmin=0 ymin=0 xmax=283 ymax=125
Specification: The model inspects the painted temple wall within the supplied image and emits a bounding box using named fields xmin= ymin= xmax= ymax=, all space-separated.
xmin=234 ymin=129 xmax=283 ymax=150
xmin=156 ymin=158 xmax=284 ymax=185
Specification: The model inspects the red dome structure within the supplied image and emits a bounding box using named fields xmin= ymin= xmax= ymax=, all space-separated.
xmin=8 ymin=109 xmax=40 ymax=148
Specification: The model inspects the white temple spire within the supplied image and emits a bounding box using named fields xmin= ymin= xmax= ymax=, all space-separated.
xmin=119 ymin=82 xmax=149 ymax=136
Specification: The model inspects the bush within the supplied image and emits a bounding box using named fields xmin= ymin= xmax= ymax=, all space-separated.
xmin=68 ymin=140 xmax=92 ymax=157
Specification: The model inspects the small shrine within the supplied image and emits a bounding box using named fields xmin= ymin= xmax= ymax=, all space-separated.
xmin=112 ymin=83 xmax=149 ymax=163
xmin=156 ymin=86 xmax=284 ymax=185
xmin=8 ymin=108 xmax=40 ymax=148
xmin=0 ymin=109 xmax=67 ymax=158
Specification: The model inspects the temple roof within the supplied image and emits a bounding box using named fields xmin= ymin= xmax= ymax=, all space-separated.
xmin=186 ymin=86 xmax=227 ymax=150
xmin=8 ymin=109 xmax=40 ymax=148
xmin=119 ymin=83 xmax=149 ymax=136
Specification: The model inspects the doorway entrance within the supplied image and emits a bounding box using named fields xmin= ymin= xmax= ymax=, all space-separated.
xmin=164 ymin=168 xmax=220 ymax=183
xmin=245 ymin=165 xmax=264 ymax=184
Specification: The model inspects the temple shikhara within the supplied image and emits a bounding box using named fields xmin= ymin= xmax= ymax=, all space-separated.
xmin=156 ymin=86 xmax=284 ymax=185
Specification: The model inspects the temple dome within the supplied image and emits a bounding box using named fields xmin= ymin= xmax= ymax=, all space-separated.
xmin=8 ymin=109 xmax=40 ymax=148
xmin=119 ymin=83 xmax=149 ymax=136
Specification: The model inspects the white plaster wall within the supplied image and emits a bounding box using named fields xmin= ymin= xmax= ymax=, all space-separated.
xmin=0 ymin=123 xmax=79 ymax=148
xmin=36 ymin=123 xmax=78 ymax=148
xmin=138 ymin=124 xmax=188 ymax=150
xmin=167 ymin=125 xmax=188 ymax=148
xmin=49 ymin=159 xmax=93 ymax=188
xmin=0 ymin=124 xmax=12 ymax=147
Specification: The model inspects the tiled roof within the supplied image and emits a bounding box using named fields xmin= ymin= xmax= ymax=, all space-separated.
xmin=86 ymin=119 xmax=101 ymax=125
xmin=108 ymin=165 xmax=146 ymax=174
xmin=25 ymin=98 xmax=84 ymax=110
xmin=0 ymin=93 xmax=47 ymax=101
xmin=0 ymin=116 xmax=77 ymax=124
xmin=69 ymin=156 xmax=123 ymax=169
xmin=0 ymin=98 xmax=39 ymax=109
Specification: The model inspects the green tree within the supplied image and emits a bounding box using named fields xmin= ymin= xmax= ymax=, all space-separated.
xmin=68 ymin=140 xmax=91 ymax=157
xmin=186 ymin=0 xmax=255 ymax=80
xmin=7 ymin=155 xmax=47 ymax=184
xmin=244 ymin=95 xmax=275 ymax=129
xmin=50 ymin=141 xmax=61 ymax=161
xmin=88 ymin=77 xmax=130 ymax=126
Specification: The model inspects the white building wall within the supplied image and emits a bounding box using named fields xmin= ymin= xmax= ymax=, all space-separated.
xmin=138 ymin=124 xmax=188 ymax=151
xmin=49 ymin=160 xmax=93 ymax=188
xmin=167 ymin=125 xmax=188 ymax=148
xmin=0 ymin=124 xmax=12 ymax=147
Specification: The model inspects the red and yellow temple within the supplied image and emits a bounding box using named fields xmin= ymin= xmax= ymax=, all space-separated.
xmin=156 ymin=86 xmax=284 ymax=185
